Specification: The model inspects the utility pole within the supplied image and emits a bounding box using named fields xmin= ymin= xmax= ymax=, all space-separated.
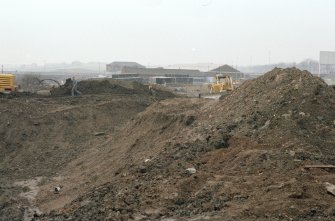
xmin=319 ymin=51 xmax=321 ymax=77
xmin=1 ymin=64 xmax=3 ymax=73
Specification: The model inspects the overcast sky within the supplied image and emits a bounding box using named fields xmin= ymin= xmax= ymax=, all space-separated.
xmin=0 ymin=0 xmax=334 ymax=66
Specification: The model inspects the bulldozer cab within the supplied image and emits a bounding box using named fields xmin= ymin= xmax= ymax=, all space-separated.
xmin=216 ymin=75 xmax=229 ymax=83
xmin=209 ymin=74 xmax=234 ymax=94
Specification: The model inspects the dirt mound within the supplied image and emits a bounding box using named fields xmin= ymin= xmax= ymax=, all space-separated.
xmin=51 ymin=79 xmax=175 ymax=100
xmin=0 ymin=96 xmax=151 ymax=180
xmin=203 ymin=67 xmax=335 ymax=161
xmin=0 ymin=83 xmax=175 ymax=220
xmin=39 ymin=68 xmax=335 ymax=220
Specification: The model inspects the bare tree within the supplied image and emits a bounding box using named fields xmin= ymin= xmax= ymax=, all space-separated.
xmin=17 ymin=74 xmax=42 ymax=92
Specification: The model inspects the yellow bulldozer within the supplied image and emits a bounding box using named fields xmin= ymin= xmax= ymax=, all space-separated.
xmin=0 ymin=74 xmax=17 ymax=94
xmin=198 ymin=74 xmax=234 ymax=99
xmin=209 ymin=74 xmax=234 ymax=94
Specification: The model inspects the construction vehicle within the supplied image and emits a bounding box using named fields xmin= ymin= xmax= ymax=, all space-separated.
xmin=198 ymin=74 xmax=234 ymax=99
xmin=0 ymin=74 xmax=17 ymax=94
xmin=209 ymin=74 xmax=234 ymax=93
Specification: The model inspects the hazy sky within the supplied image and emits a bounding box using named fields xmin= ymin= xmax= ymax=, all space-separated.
xmin=1 ymin=0 xmax=334 ymax=66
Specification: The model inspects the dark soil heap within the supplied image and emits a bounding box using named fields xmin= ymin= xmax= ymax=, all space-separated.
xmin=51 ymin=79 xmax=175 ymax=100
xmin=41 ymin=68 xmax=335 ymax=220
xmin=203 ymin=67 xmax=335 ymax=161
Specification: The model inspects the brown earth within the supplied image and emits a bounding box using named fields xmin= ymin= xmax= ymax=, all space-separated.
xmin=0 ymin=80 xmax=175 ymax=220
xmin=1 ymin=68 xmax=335 ymax=221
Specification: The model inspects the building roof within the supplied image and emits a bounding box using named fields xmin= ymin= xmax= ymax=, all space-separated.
xmin=107 ymin=61 xmax=145 ymax=68
xmin=107 ymin=61 xmax=145 ymax=67
xmin=211 ymin=64 xmax=240 ymax=73
xmin=121 ymin=67 xmax=203 ymax=76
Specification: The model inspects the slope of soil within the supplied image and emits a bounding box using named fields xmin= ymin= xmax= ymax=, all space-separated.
xmin=0 ymin=81 xmax=175 ymax=220
xmin=39 ymin=68 xmax=335 ymax=220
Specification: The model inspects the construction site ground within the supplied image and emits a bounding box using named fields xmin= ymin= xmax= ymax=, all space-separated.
xmin=0 ymin=68 xmax=335 ymax=221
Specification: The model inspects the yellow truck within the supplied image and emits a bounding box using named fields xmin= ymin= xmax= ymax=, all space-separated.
xmin=0 ymin=74 xmax=17 ymax=93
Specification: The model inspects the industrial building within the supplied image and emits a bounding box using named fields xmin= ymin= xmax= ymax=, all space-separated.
xmin=110 ymin=63 xmax=244 ymax=86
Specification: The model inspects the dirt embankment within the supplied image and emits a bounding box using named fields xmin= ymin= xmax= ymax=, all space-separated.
xmin=0 ymin=80 xmax=175 ymax=220
xmin=38 ymin=68 xmax=335 ymax=220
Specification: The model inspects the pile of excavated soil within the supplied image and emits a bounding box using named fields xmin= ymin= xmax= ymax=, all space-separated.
xmin=39 ymin=68 xmax=335 ymax=220
xmin=205 ymin=67 xmax=335 ymax=161
xmin=0 ymin=95 xmax=151 ymax=220
xmin=0 ymin=82 xmax=175 ymax=220
xmin=51 ymin=79 xmax=175 ymax=100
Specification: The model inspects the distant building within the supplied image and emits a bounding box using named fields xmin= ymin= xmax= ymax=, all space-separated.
xmin=106 ymin=61 xmax=145 ymax=73
xmin=111 ymin=67 xmax=208 ymax=85
xmin=121 ymin=67 xmax=202 ymax=76
xmin=111 ymin=66 xmax=231 ymax=85
xmin=210 ymin=64 xmax=244 ymax=79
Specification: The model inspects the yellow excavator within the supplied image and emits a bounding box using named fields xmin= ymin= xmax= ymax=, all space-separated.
xmin=0 ymin=73 xmax=17 ymax=94
xmin=209 ymin=74 xmax=234 ymax=93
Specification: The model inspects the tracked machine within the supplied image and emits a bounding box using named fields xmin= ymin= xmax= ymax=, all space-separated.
xmin=199 ymin=74 xmax=234 ymax=99
xmin=0 ymin=74 xmax=17 ymax=94
xmin=209 ymin=74 xmax=234 ymax=93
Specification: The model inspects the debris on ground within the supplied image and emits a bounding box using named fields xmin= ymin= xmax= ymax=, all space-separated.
xmin=94 ymin=132 xmax=106 ymax=136
xmin=54 ymin=186 xmax=62 ymax=194
xmin=324 ymin=182 xmax=335 ymax=196
xmin=186 ymin=167 xmax=197 ymax=174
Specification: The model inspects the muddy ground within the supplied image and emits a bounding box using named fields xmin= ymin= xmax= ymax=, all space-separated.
xmin=1 ymin=68 xmax=335 ymax=221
